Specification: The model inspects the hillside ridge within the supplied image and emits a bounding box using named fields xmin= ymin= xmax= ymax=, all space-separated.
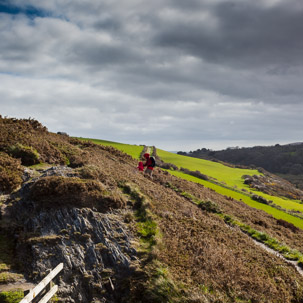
xmin=2 ymin=116 xmax=303 ymax=302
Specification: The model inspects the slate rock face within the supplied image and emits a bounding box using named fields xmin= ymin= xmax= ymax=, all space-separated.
xmin=10 ymin=166 xmax=138 ymax=303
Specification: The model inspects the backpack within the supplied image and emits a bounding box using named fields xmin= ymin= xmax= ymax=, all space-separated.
xmin=149 ymin=156 xmax=156 ymax=168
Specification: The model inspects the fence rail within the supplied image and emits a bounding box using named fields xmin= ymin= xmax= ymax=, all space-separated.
xmin=19 ymin=263 xmax=63 ymax=303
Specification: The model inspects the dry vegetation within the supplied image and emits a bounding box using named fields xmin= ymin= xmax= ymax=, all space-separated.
xmin=28 ymin=176 xmax=127 ymax=212
xmin=2 ymin=116 xmax=303 ymax=302
xmin=0 ymin=152 xmax=23 ymax=194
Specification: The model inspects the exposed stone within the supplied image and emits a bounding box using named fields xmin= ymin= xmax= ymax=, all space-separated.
xmin=6 ymin=167 xmax=138 ymax=303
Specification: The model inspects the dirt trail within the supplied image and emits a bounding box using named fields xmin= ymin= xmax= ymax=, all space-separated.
xmin=0 ymin=282 xmax=35 ymax=292
xmin=252 ymin=238 xmax=303 ymax=276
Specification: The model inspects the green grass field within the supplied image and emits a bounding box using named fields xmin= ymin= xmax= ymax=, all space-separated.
xmin=157 ymin=149 xmax=260 ymax=187
xmin=249 ymin=189 xmax=303 ymax=212
xmin=158 ymin=149 xmax=303 ymax=214
xmin=78 ymin=138 xmax=144 ymax=160
xmin=76 ymin=139 xmax=303 ymax=228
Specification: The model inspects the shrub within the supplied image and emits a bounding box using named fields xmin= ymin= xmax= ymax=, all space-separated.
xmin=67 ymin=154 xmax=86 ymax=168
xmin=276 ymin=219 xmax=299 ymax=233
xmin=223 ymin=215 xmax=234 ymax=225
xmin=76 ymin=165 xmax=107 ymax=182
xmin=0 ymin=291 xmax=24 ymax=303
xmin=251 ymin=194 xmax=269 ymax=205
xmin=0 ymin=152 xmax=23 ymax=194
xmin=180 ymin=167 xmax=209 ymax=180
xmin=198 ymin=200 xmax=222 ymax=214
xmin=29 ymin=176 xmax=126 ymax=212
xmin=8 ymin=143 xmax=40 ymax=166
xmin=159 ymin=162 xmax=178 ymax=170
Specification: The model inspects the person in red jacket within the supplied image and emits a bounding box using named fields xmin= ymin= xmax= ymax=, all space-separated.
xmin=143 ymin=153 xmax=154 ymax=178
xmin=137 ymin=161 xmax=144 ymax=172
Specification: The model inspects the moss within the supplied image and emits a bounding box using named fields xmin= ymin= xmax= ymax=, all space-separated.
xmin=0 ymin=291 xmax=24 ymax=303
xmin=179 ymin=190 xmax=222 ymax=214
xmin=119 ymin=183 xmax=185 ymax=302
xmin=137 ymin=220 xmax=157 ymax=249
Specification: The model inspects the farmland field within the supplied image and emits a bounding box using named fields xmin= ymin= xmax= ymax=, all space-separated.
xmin=157 ymin=149 xmax=261 ymax=187
xmin=158 ymin=149 xmax=303 ymax=218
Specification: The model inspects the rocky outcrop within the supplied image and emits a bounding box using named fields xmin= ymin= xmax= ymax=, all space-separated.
xmin=7 ymin=166 xmax=138 ymax=303
xmin=242 ymin=173 xmax=303 ymax=200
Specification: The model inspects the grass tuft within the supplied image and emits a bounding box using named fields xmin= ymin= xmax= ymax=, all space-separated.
xmin=0 ymin=291 xmax=24 ymax=303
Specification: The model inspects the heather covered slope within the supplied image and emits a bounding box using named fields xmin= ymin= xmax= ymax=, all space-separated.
xmin=2 ymin=116 xmax=303 ymax=302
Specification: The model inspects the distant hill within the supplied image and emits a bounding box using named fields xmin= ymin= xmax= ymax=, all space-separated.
xmin=178 ymin=143 xmax=303 ymax=189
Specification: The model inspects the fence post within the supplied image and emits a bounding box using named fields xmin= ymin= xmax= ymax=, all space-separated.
xmin=19 ymin=263 xmax=63 ymax=303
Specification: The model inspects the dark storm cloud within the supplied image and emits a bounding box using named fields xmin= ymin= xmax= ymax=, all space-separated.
xmin=68 ymin=39 xmax=140 ymax=67
xmin=154 ymin=1 xmax=303 ymax=69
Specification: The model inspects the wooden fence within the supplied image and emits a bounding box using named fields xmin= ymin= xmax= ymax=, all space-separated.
xmin=19 ymin=263 xmax=63 ymax=303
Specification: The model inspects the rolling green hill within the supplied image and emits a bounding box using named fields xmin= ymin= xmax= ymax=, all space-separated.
xmin=157 ymin=148 xmax=260 ymax=188
xmin=180 ymin=143 xmax=303 ymax=190
xmin=83 ymin=138 xmax=303 ymax=230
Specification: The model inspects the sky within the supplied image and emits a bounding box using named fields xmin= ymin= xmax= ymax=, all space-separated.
xmin=0 ymin=0 xmax=303 ymax=151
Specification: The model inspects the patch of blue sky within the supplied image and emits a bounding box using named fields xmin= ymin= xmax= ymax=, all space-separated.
xmin=0 ymin=71 xmax=22 ymax=77
xmin=0 ymin=1 xmax=51 ymax=19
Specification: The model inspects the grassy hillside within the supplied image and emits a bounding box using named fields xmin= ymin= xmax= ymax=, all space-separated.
xmin=80 ymin=139 xmax=303 ymax=229
xmin=77 ymin=138 xmax=144 ymax=160
xmin=157 ymin=149 xmax=261 ymax=187
xmin=3 ymin=119 xmax=303 ymax=302
xmin=156 ymin=149 xmax=303 ymax=227
xmin=181 ymin=143 xmax=303 ymax=190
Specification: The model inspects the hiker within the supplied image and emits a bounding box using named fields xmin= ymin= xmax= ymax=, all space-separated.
xmin=143 ymin=153 xmax=155 ymax=178
xmin=137 ymin=161 xmax=144 ymax=172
